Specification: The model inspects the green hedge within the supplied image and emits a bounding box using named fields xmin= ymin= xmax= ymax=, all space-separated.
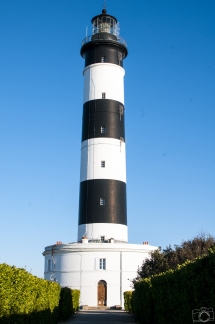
xmin=126 ymin=247 xmax=215 ymax=324
xmin=59 ymin=287 xmax=80 ymax=320
xmin=133 ymin=278 xmax=155 ymax=324
xmin=124 ymin=291 xmax=133 ymax=312
xmin=0 ymin=263 xmax=80 ymax=324
xmin=0 ymin=263 xmax=61 ymax=324
xmin=71 ymin=289 xmax=80 ymax=313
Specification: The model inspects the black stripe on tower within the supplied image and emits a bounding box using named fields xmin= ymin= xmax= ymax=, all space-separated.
xmin=81 ymin=40 xmax=127 ymax=68
xmin=78 ymin=179 xmax=127 ymax=225
xmin=82 ymin=99 xmax=125 ymax=142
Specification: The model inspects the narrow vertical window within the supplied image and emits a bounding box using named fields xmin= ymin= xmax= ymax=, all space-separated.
xmin=101 ymin=56 xmax=106 ymax=62
xmin=118 ymin=52 xmax=123 ymax=65
xmin=119 ymin=105 xmax=124 ymax=121
xmin=48 ymin=260 xmax=51 ymax=272
xmin=99 ymin=258 xmax=106 ymax=269
xmin=101 ymin=126 xmax=106 ymax=133
xmin=100 ymin=198 xmax=105 ymax=206
xmin=101 ymin=161 xmax=105 ymax=167
xmin=102 ymin=92 xmax=106 ymax=99
xmin=101 ymin=236 xmax=105 ymax=242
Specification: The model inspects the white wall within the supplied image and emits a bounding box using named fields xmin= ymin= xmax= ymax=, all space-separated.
xmin=83 ymin=63 xmax=125 ymax=104
xmin=80 ymin=138 xmax=126 ymax=183
xmin=78 ymin=223 xmax=128 ymax=242
xmin=43 ymin=243 xmax=157 ymax=308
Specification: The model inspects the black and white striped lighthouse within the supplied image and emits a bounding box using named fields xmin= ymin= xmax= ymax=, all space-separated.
xmin=43 ymin=9 xmax=158 ymax=304
xmin=78 ymin=9 xmax=128 ymax=243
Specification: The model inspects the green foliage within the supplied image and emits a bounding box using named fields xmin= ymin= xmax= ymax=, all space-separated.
xmin=134 ymin=233 xmax=215 ymax=282
xmin=59 ymin=287 xmax=80 ymax=320
xmin=124 ymin=291 xmax=133 ymax=312
xmin=0 ymin=263 xmax=60 ymax=324
xmin=133 ymin=279 xmax=155 ymax=324
xmin=71 ymin=289 xmax=80 ymax=312
xmin=131 ymin=248 xmax=215 ymax=324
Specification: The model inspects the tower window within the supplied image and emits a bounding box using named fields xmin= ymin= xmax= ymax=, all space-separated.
xmin=101 ymin=56 xmax=106 ymax=63
xmin=101 ymin=161 xmax=105 ymax=167
xmin=119 ymin=105 xmax=124 ymax=121
xmin=99 ymin=258 xmax=106 ymax=270
xmin=100 ymin=198 xmax=105 ymax=206
xmin=48 ymin=260 xmax=51 ymax=272
xmin=119 ymin=105 xmax=124 ymax=115
xmin=101 ymin=126 xmax=106 ymax=133
xmin=118 ymin=52 xmax=123 ymax=66
xmin=118 ymin=52 xmax=123 ymax=61
xmin=102 ymin=92 xmax=106 ymax=99
xmin=101 ymin=236 xmax=105 ymax=242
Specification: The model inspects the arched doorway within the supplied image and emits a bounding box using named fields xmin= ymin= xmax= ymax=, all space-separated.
xmin=98 ymin=280 xmax=107 ymax=306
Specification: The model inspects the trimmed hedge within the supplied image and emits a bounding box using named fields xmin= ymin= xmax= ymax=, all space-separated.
xmin=0 ymin=263 xmax=80 ymax=324
xmin=0 ymin=263 xmax=60 ymax=324
xmin=133 ymin=278 xmax=155 ymax=324
xmin=124 ymin=291 xmax=133 ymax=313
xmin=59 ymin=287 xmax=80 ymax=320
xmin=125 ymin=247 xmax=215 ymax=324
xmin=71 ymin=289 xmax=80 ymax=313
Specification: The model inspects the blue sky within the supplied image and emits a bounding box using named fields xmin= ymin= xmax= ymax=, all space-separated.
xmin=0 ymin=0 xmax=214 ymax=278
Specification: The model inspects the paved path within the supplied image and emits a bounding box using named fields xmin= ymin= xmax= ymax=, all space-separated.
xmin=58 ymin=310 xmax=136 ymax=324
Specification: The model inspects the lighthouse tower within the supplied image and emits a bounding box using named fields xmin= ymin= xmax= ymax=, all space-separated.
xmin=78 ymin=9 xmax=128 ymax=243
xmin=43 ymin=8 xmax=157 ymax=308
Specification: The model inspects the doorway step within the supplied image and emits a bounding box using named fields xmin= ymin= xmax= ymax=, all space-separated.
xmin=81 ymin=306 xmax=122 ymax=310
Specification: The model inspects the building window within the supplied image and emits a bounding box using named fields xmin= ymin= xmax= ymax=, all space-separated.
xmin=99 ymin=258 xmax=106 ymax=270
xmin=119 ymin=105 xmax=124 ymax=115
xmin=118 ymin=52 xmax=123 ymax=61
xmin=101 ymin=236 xmax=105 ymax=242
xmin=48 ymin=260 xmax=51 ymax=272
xmin=101 ymin=56 xmax=106 ymax=62
xmin=101 ymin=161 xmax=105 ymax=167
xmin=119 ymin=105 xmax=124 ymax=120
xmin=100 ymin=198 xmax=105 ymax=206
xmin=102 ymin=92 xmax=106 ymax=99
xmin=101 ymin=126 xmax=106 ymax=133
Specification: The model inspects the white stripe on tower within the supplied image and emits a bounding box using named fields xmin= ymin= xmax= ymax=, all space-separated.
xmin=83 ymin=63 xmax=125 ymax=104
xmin=80 ymin=138 xmax=126 ymax=183
xmin=78 ymin=8 xmax=128 ymax=243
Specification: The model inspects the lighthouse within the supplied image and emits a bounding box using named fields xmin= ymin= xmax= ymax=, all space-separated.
xmin=43 ymin=8 xmax=157 ymax=308
xmin=78 ymin=9 xmax=128 ymax=243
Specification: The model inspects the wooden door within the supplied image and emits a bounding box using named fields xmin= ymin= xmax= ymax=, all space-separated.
xmin=98 ymin=280 xmax=107 ymax=306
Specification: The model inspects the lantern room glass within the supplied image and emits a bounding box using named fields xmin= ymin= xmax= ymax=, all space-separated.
xmin=92 ymin=16 xmax=117 ymax=35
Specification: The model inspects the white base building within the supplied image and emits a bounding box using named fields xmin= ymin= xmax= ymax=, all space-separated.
xmin=43 ymin=241 xmax=157 ymax=308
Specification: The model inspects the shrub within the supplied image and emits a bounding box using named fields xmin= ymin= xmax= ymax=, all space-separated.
xmin=0 ymin=263 xmax=60 ymax=324
xmin=133 ymin=278 xmax=155 ymax=324
xmin=131 ymin=247 xmax=215 ymax=324
xmin=71 ymin=289 xmax=80 ymax=312
xmin=124 ymin=291 xmax=133 ymax=312
xmin=59 ymin=287 xmax=80 ymax=320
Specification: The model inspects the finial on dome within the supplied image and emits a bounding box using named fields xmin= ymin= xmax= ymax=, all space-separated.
xmin=102 ymin=0 xmax=107 ymax=13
